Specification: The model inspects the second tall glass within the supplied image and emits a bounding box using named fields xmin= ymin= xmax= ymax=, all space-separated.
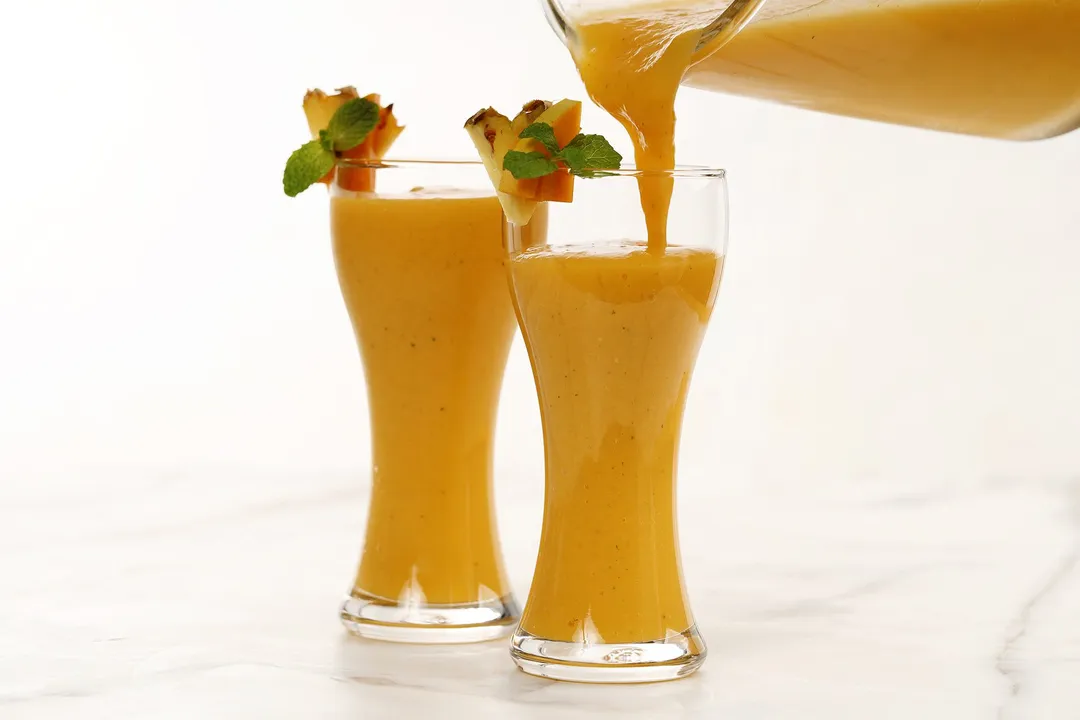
xmin=505 ymin=167 xmax=727 ymax=681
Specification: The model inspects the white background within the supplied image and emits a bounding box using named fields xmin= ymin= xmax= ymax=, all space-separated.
xmin=2 ymin=0 xmax=1080 ymax=495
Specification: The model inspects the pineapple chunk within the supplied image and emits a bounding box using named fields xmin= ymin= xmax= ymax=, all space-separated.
xmin=302 ymin=87 xmax=360 ymax=139
xmin=302 ymin=87 xmax=405 ymax=192
xmin=464 ymin=100 xmax=551 ymax=225
xmin=499 ymin=99 xmax=581 ymax=203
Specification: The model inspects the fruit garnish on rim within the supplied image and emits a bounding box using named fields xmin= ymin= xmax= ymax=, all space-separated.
xmin=283 ymin=87 xmax=404 ymax=197
xmin=464 ymin=99 xmax=621 ymax=225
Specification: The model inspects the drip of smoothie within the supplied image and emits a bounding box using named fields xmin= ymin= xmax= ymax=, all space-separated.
xmin=573 ymin=5 xmax=717 ymax=250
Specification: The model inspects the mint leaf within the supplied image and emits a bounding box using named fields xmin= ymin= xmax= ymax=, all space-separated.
xmin=283 ymin=140 xmax=336 ymax=197
xmin=519 ymin=122 xmax=560 ymax=155
xmin=503 ymin=150 xmax=558 ymax=179
xmin=325 ymin=97 xmax=380 ymax=152
xmin=558 ymin=134 xmax=622 ymax=176
xmin=503 ymin=124 xmax=622 ymax=182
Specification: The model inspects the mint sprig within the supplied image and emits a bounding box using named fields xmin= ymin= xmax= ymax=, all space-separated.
xmin=325 ymin=99 xmax=380 ymax=152
xmin=559 ymin=134 xmax=623 ymax=178
xmin=502 ymin=152 xmax=559 ymax=179
xmin=503 ymin=122 xmax=622 ymax=181
xmin=284 ymin=141 xmax=337 ymax=198
xmin=519 ymin=123 xmax=560 ymax=155
xmin=283 ymin=97 xmax=381 ymax=197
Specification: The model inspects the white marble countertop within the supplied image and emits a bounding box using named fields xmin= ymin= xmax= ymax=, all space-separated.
xmin=2 ymin=466 xmax=1077 ymax=719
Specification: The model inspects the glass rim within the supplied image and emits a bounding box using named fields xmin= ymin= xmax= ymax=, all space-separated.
xmin=336 ymin=158 xmax=726 ymax=179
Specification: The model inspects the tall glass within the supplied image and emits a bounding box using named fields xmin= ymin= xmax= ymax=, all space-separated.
xmin=505 ymin=167 xmax=727 ymax=682
xmin=332 ymin=160 xmax=543 ymax=643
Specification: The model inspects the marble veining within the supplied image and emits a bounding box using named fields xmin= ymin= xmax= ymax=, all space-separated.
xmin=995 ymin=483 xmax=1080 ymax=719
xmin=1 ymin=469 xmax=1078 ymax=719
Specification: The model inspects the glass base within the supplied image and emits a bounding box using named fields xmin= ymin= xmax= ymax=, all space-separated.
xmin=510 ymin=625 xmax=706 ymax=683
xmin=340 ymin=589 xmax=519 ymax=644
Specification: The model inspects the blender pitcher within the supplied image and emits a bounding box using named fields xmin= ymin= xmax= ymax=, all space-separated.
xmin=542 ymin=0 xmax=1080 ymax=140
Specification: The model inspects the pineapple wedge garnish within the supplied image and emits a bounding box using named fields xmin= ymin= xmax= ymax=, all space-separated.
xmin=465 ymin=100 xmax=549 ymax=225
xmin=303 ymin=87 xmax=404 ymax=191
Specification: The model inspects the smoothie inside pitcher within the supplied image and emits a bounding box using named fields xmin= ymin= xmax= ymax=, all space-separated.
xmin=686 ymin=0 xmax=1080 ymax=141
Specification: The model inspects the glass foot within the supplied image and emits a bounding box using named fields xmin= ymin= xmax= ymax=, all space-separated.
xmin=340 ymin=589 xmax=519 ymax=644
xmin=510 ymin=625 xmax=706 ymax=683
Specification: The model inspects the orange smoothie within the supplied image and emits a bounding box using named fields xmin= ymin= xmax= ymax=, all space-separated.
xmin=331 ymin=188 xmax=516 ymax=608
xmin=509 ymin=242 xmax=723 ymax=644
xmin=687 ymin=0 xmax=1080 ymax=140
